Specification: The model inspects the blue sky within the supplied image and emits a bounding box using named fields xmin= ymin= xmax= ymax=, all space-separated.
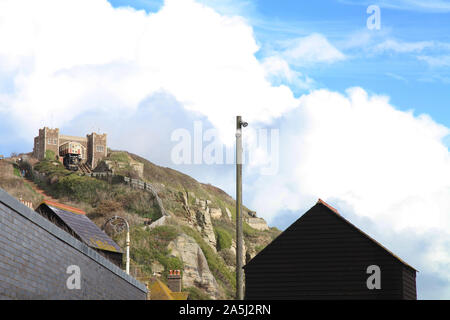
xmin=1 ymin=0 xmax=450 ymax=299
xmin=107 ymin=0 xmax=450 ymax=126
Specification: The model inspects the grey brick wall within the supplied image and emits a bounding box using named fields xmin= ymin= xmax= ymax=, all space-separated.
xmin=0 ymin=188 xmax=147 ymax=300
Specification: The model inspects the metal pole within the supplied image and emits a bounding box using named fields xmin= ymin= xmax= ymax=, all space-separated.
xmin=236 ymin=116 xmax=244 ymax=300
xmin=125 ymin=221 xmax=130 ymax=275
xmin=102 ymin=216 xmax=130 ymax=275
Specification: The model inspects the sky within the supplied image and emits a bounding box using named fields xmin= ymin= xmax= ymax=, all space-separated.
xmin=0 ymin=0 xmax=449 ymax=299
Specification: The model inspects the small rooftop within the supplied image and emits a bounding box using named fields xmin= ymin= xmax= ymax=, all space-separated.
xmin=36 ymin=200 xmax=122 ymax=253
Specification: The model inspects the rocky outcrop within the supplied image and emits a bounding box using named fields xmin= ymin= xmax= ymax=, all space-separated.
xmin=225 ymin=207 xmax=232 ymax=220
xmin=168 ymin=233 xmax=221 ymax=299
xmin=195 ymin=206 xmax=217 ymax=252
xmin=187 ymin=196 xmax=217 ymax=252
xmin=245 ymin=217 xmax=269 ymax=231
xmin=209 ymin=207 xmax=222 ymax=219
xmin=230 ymin=238 xmax=246 ymax=263
xmin=146 ymin=215 xmax=169 ymax=230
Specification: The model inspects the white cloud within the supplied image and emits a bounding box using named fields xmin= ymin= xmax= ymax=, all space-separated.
xmin=339 ymin=0 xmax=450 ymax=13
xmin=248 ymin=87 xmax=450 ymax=291
xmin=418 ymin=55 xmax=450 ymax=67
xmin=374 ymin=39 xmax=434 ymax=53
xmin=281 ymin=33 xmax=346 ymax=66
xmin=253 ymin=87 xmax=450 ymax=232
xmin=261 ymin=56 xmax=315 ymax=90
xmin=0 ymin=0 xmax=299 ymax=145
xmin=1 ymin=0 xmax=450 ymax=298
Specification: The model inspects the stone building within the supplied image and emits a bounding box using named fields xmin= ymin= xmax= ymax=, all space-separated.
xmin=33 ymin=127 xmax=107 ymax=169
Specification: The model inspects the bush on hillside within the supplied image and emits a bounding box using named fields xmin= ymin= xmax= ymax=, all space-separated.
xmin=45 ymin=150 xmax=56 ymax=161
xmin=185 ymin=286 xmax=210 ymax=300
xmin=214 ymin=226 xmax=232 ymax=251
xmin=52 ymin=174 xmax=108 ymax=204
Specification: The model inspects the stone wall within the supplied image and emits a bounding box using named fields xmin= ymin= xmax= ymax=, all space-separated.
xmin=245 ymin=217 xmax=269 ymax=231
xmin=87 ymin=133 xmax=107 ymax=169
xmin=44 ymin=128 xmax=59 ymax=159
xmin=33 ymin=129 xmax=46 ymax=160
xmin=0 ymin=188 xmax=147 ymax=300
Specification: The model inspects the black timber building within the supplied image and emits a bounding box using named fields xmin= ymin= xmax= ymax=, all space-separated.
xmin=244 ymin=199 xmax=417 ymax=300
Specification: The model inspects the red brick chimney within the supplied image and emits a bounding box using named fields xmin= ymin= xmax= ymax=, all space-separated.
xmin=167 ymin=270 xmax=182 ymax=292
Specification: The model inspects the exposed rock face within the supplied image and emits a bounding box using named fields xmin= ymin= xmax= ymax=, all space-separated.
xmin=130 ymin=162 xmax=144 ymax=178
xmin=168 ymin=233 xmax=221 ymax=299
xmin=190 ymin=197 xmax=217 ymax=252
xmin=195 ymin=207 xmax=217 ymax=252
xmin=96 ymin=157 xmax=144 ymax=179
xmin=246 ymin=217 xmax=269 ymax=231
xmin=147 ymin=215 xmax=169 ymax=230
xmin=230 ymin=238 xmax=246 ymax=263
xmin=209 ymin=207 xmax=222 ymax=220
xmin=225 ymin=207 xmax=232 ymax=220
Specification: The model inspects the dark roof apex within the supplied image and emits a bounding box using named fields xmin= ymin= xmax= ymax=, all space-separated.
xmin=316 ymin=198 xmax=340 ymax=215
xmin=315 ymin=198 xmax=417 ymax=272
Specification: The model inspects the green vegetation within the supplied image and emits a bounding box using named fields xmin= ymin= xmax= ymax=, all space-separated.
xmin=214 ymin=226 xmax=232 ymax=251
xmin=34 ymin=159 xmax=69 ymax=178
xmin=13 ymin=166 xmax=21 ymax=177
xmin=254 ymin=244 xmax=266 ymax=254
xmin=45 ymin=150 xmax=56 ymax=161
xmin=243 ymin=221 xmax=258 ymax=237
xmin=114 ymin=189 xmax=162 ymax=220
xmin=52 ymin=174 xmax=108 ymax=204
xmin=2 ymin=149 xmax=281 ymax=300
xmin=33 ymin=158 xmax=163 ymax=221
xmin=185 ymin=287 xmax=210 ymax=300
xmin=108 ymin=151 xmax=130 ymax=163
xmin=116 ymin=226 xmax=183 ymax=279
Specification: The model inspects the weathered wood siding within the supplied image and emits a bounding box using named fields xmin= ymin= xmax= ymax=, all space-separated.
xmin=244 ymin=202 xmax=416 ymax=300
xmin=402 ymin=266 xmax=417 ymax=300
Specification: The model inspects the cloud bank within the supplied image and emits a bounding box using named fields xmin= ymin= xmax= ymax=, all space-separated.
xmin=0 ymin=0 xmax=299 ymax=145
xmin=1 ymin=0 xmax=449 ymax=299
xmin=248 ymin=87 xmax=450 ymax=298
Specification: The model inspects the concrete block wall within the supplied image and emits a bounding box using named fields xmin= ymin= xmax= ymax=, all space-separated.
xmin=0 ymin=188 xmax=147 ymax=300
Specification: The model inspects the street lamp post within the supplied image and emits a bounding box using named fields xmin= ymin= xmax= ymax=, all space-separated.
xmin=236 ymin=115 xmax=247 ymax=300
xmin=103 ymin=216 xmax=130 ymax=275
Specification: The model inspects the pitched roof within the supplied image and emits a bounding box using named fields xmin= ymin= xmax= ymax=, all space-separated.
xmin=36 ymin=200 xmax=122 ymax=253
xmin=40 ymin=200 xmax=86 ymax=215
xmin=245 ymin=198 xmax=417 ymax=272
xmin=315 ymin=199 xmax=417 ymax=272
xmin=149 ymin=279 xmax=189 ymax=300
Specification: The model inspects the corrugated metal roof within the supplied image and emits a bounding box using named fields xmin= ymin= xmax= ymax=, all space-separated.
xmin=37 ymin=200 xmax=122 ymax=253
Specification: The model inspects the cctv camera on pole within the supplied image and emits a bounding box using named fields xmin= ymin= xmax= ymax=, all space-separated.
xmin=236 ymin=115 xmax=247 ymax=300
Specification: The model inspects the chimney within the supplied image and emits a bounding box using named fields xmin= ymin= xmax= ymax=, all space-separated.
xmin=167 ymin=270 xmax=182 ymax=292
xmin=19 ymin=198 xmax=33 ymax=209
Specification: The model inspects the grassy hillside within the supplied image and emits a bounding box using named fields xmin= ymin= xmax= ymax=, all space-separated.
xmin=0 ymin=151 xmax=281 ymax=299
